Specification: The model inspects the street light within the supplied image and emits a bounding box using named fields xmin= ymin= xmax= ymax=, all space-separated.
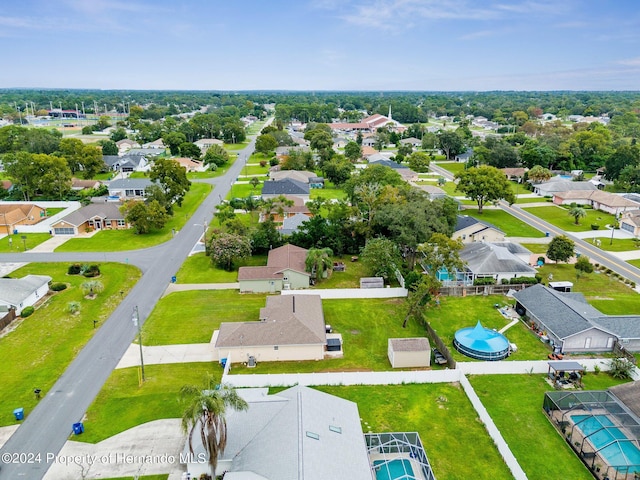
xmin=132 ymin=306 xmax=145 ymax=382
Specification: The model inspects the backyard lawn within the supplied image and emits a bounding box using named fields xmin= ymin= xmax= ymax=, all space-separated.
xmin=464 ymin=208 xmax=546 ymax=237
xmin=55 ymin=183 xmax=212 ymax=252
xmin=469 ymin=373 xmax=630 ymax=480
xmin=141 ymin=290 xmax=267 ymax=345
xmin=0 ymin=262 xmax=141 ymax=427
xmin=310 ymin=185 xmax=347 ymax=201
xmin=80 ymin=363 xmax=217 ymax=443
xmin=319 ymin=383 xmax=513 ymax=480
xmin=174 ymin=252 xmax=267 ymax=283
xmin=424 ymin=295 xmax=551 ymax=362
xmin=523 ymin=205 xmax=617 ymax=232
xmin=233 ymin=297 xmax=431 ymax=374
xmin=314 ymin=258 xmax=370 ymax=289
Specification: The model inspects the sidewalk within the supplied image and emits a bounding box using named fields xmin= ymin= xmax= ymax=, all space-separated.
xmin=116 ymin=343 xmax=215 ymax=369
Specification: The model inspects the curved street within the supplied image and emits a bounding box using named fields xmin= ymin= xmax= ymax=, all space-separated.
xmin=0 ymin=134 xmax=259 ymax=480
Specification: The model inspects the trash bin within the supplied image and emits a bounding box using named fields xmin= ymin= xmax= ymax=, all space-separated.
xmin=171 ymin=276 xmax=177 ymax=283
xmin=220 ymin=358 xmax=227 ymax=368
xmin=545 ymin=232 xmax=550 ymax=237
xmin=72 ymin=422 xmax=84 ymax=435
xmin=13 ymin=408 xmax=24 ymax=421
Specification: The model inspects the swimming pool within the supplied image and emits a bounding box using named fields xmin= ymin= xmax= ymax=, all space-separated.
xmin=373 ymin=459 xmax=416 ymax=480
xmin=572 ymin=415 xmax=640 ymax=472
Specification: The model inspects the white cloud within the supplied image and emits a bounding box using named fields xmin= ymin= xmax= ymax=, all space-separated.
xmin=617 ymin=57 xmax=640 ymax=67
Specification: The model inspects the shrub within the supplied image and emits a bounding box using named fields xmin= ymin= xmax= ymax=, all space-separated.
xmin=535 ymin=273 xmax=543 ymax=283
xmin=609 ymin=357 xmax=635 ymax=379
xmin=501 ymin=279 xmax=509 ymax=285
xmin=473 ymin=277 xmax=496 ymax=286
xmin=50 ymin=282 xmax=67 ymax=292
xmin=510 ymin=277 xmax=538 ymax=285
xmin=269 ymin=157 xmax=279 ymax=166
xmin=82 ymin=264 xmax=101 ymax=277
xmin=590 ymin=224 xmax=600 ymax=230
xmin=259 ymin=160 xmax=267 ymax=167
xmin=575 ymin=256 xmax=594 ymax=274
xmin=68 ymin=264 xmax=81 ymax=275
xmin=631 ymin=282 xmax=636 ymax=288
xmin=21 ymin=306 xmax=34 ymax=317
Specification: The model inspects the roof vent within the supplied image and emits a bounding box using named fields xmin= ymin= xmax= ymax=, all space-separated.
xmin=329 ymin=425 xmax=342 ymax=434
xmin=306 ymin=431 xmax=319 ymax=440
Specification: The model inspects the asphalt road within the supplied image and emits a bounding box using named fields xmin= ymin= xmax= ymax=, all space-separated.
xmin=429 ymin=161 xmax=640 ymax=285
xmin=0 ymin=134 xmax=259 ymax=479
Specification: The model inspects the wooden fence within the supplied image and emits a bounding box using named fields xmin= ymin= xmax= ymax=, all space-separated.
xmin=0 ymin=308 xmax=17 ymax=332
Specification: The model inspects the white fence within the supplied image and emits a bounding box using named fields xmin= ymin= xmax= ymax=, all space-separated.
xmin=281 ymin=287 xmax=408 ymax=299
xmin=2 ymin=201 xmax=81 ymax=234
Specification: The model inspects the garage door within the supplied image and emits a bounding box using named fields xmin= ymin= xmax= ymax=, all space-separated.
xmin=620 ymin=222 xmax=634 ymax=233
xmin=54 ymin=228 xmax=75 ymax=235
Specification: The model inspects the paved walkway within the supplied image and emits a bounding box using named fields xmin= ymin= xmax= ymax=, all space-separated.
xmin=117 ymin=342 xmax=215 ymax=369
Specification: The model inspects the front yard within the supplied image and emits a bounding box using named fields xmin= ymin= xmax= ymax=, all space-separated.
xmin=523 ymin=205 xmax=617 ymax=232
xmin=0 ymin=262 xmax=141 ymax=427
xmin=174 ymin=252 xmax=267 ymax=283
xmin=464 ymin=208 xmax=546 ymax=237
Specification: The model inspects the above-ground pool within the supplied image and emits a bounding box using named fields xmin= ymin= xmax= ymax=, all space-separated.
xmin=572 ymin=415 xmax=640 ymax=472
xmin=453 ymin=321 xmax=510 ymax=361
xmin=373 ymin=459 xmax=416 ymax=480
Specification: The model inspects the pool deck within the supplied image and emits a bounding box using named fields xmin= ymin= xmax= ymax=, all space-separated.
xmin=369 ymin=454 xmax=427 ymax=480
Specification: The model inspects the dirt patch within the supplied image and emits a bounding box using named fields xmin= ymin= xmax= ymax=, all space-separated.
xmin=350 ymin=329 xmax=360 ymax=335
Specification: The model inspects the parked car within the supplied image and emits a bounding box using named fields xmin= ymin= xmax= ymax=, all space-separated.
xmin=433 ymin=348 xmax=447 ymax=365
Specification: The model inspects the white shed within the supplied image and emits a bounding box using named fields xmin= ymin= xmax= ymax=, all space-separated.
xmin=388 ymin=338 xmax=431 ymax=368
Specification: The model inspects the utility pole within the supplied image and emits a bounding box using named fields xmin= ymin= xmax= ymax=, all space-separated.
xmin=132 ymin=306 xmax=145 ymax=382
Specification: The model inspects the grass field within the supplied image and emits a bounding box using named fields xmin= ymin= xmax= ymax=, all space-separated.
xmin=463 ymin=208 xmax=546 ymax=237
xmin=174 ymin=252 xmax=267 ymax=283
xmin=425 ymin=295 xmax=552 ymax=362
xmin=523 ymin=205 xmax=617 ymax=232
xmin=436 ymin=162 xmax=466 ymax=175
xmin=319 ymin=383 xmax=513 ymax=480
xmin=227 ymin=183 xmax=256 ymax=200
xmin=469 ymin=373 xmax=630 ymax=480
xmin=314 ymin=258 xmax=369 ymax=288
xmin=233 ymin=297 xmax=432 ymax=374
xmin=141 ymin=290 xmax=267 ymax=345
xmin=629 ymin=259 xmax=640 ymax=269
xmin=55 ymin=183 xmax=212 ymax=252
xmin=0 ymin=262 xmax=141 ymax=427
xmin=582 ymin=237 xmax=640 ymax=252
xmin=0 ymin=233 xmax=52 ymax=253
xmin=79 ymin=363 xmax=217 ymax=443
xmin=514 ymin=196 xmax=550 ymax=204
xmin=518 ymin=242 xmax=549 ymax=254
xmin=310 ymin=186 xmax=347 ymax=201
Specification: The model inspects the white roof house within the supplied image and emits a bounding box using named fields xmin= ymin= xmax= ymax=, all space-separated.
xmin=0 ymin=275 xmax=52 ymax=315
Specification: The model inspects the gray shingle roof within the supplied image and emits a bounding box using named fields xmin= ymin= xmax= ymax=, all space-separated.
xmin=0 ymin=275 xmax=51 ymax=306
xmin=389 ymin=337 xmax=430 ymax=352
xmin=591 ymin=316 xmax=640 ymax=339
xmin=262 ymin=178 xmax=310 ymax=196
xmin=108 ymin=178 xmax=154 ymax=190
xmin=58 ymin=203 xmax=124 ymax=227
xmin=455 ymin=215 xmax=503 ymax=234
xmin=461 ymin=242 xmax=536 ymax=275
xmin=280 ymin=213 xmax=310 ymax=235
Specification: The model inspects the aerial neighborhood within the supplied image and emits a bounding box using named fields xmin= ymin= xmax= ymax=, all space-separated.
xmin=1 ymin=89 xmax=640 ymax=480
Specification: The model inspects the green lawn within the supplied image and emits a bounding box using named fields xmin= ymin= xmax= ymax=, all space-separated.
xmin=464 ymin=208 xmax=546 ymax=237
xmin=319 ymin=383 xmax=513 ymax=480
xmin=56 ymin=183 xmax=212 ymax=252
xmin=629 ymin=259 xmax=640 ymax=269
xmin=469 ymin=374 xmax=630 ymax=480
xmin=436 ymin=162 xmax=466 ymax=175
xmin=224 ymin=142 xmax=249 ymax=152
xmin=0 ymin=262 xmax=141 ymax=427
xmin=314 ymin=258 xmax=369 ymax=289
xmin=174 ymin=252 xmax=267 ymax=283
xmin=187 ymin=169 xmax=217 ymax=180
xmin=310 ymin=186 xmax=347 ymax=201
xmin=0 ymin=233 xmax=52 ymax=252
xmin=440 ymin=181 xmax=460 ymax=196
xmin=518 ymin=242 xmax=549 ymax=254
xmin=537 ymin=263 xmax=639 ymax=315
xmin=425 ymin=295 xmax=552 ymax=362
xmin=241 ymin=164 xmax=270 ymax=176
xmin=44 ymin=207 xmax=66 ymax=217
xmin=234 ymin=298 xmax=430 ymax=374
xmin=583 ymin=237 xmax=640 ymax=252
xmin=142 ymin=290 xmax=267 ymax=345
xmin=227 ymin=183 xmax=257 ymax=200
xmin=79 ymin=363 xmax=218 ymax=443
xmin=523 ymin=205 xmax=617 ymax=232
xmin=514 ymin=196 xmax=550 ymax=204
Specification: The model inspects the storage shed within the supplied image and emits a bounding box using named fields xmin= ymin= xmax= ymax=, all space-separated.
xmin=387 ymin=338 xmax=431 ymax=368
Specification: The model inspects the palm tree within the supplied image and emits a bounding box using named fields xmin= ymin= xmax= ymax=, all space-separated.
xmin=568 ymin=206 xmax=587 ymax=225
xmin=305 ymin=247 xmax=334 ymax=280
xmin=81 ymin=280 xmax=103 ymax=298
xmin=180 ymin=378 xmax=248 ymax=478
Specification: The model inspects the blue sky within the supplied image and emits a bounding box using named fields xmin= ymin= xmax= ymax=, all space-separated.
xmin=1 ymin=0 xmax=639 ymax=91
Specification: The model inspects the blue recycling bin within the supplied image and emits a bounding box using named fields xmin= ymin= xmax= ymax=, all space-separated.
xmin=171 ymin=276 xmax=177 ymax=283
xmin=72 ymin=422 xmax=84 ymax=435
xmin=545 ymin=232 xmax=550 ymax=237
xmin=220 ymin=358 xmax=227 ymax=368
xmin=13 ymin=408 xmax=24 ymax=421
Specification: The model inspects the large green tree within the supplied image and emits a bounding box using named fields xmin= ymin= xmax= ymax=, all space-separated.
xmin=305 ymin=247 xmax=334 ymax=280
xmin=546 ymin=235 xmax=575 ymax=263
xmin=203 ymin=144 xmax=230 ymax=168
xmin=149 ymin=157 xmax=191 ymax=210
xmin=437 ymin=130 xmax=466 ymax=160
xmin=344 ymin=141 xmax=362 ymax=162
xmin=255 ymin=134 xmax=278 ymax=155
xmin=181 ymin=378 xmax=248 ymax=478
xmin=360 ymin=237 xmax=402 ymax=281
xmin=120 ymin=199 xmax=169 ymax=234
xmin=58 ymin=138 xmax=104 ymax=178
xmin=209 ymin=233 xmax=251 ymax=271
xmin=455 ymin=165 xmax=515 ymax=213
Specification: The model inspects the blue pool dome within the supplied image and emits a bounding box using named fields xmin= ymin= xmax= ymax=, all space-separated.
xmin=453 ymin=321 xmax=510 ymax=361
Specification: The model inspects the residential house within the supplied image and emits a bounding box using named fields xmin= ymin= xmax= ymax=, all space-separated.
xmin=173 ymin=157 xmax=205 ymax=173
xmin=551 ymin=190 xmax=639 ymax=215
xmin=270 ymin=170 xmax=315 ymax=183
xmin=102 ymin=155 xmax=150 ymax=173
xmin=279 ymin=212 xmax=311 ymax=235
xmin=0 ymin=275 xmax=51 ymax=315
xmin=400 ymin=137 xmax=422 ymax=148
xmin=275 ymin=145 xmax=311 ymax=161
xmin=260 ymin=196 xmax=311 ymax=223
xmin=361 ymin=137 xmax=377 ymax=147
xmin=360 ymin=145 xmax=378 ymax=158
xmin=141 ymin=138 xmax=166 ymax=149
xmin=262 ymin=178 xmax=310 ymax=203
xmin=333 ymin=137 xmax=349 ymax=149
xmin=213 ymin=294 xmax=327 ymax=363
xmin=125 ymin=148 xmax=164 ymax=158
xmin=71 ymin=178 xmax=102 ymax=191
xmin=0 ymin=204 xmax=47 ymax=234
xmin=435 ymin=242 xmax=536 ymax=286
xmin=107 ymin=178 xmax=153 ymax=200
xmin=194 ymin=138 xmax=223 ymax=153
xmin=416 ymin=184 xmax=447 ymax=200
xmin=115 ymin=139 xmax=140 ymax=155
xmin=388 ymin=338 xmax=431 ymax=368
xmin=182 ymin=386 xmax=373 ymax=479
xmin=452 ymin=215 xmax=505 ymax=243
xmin=533 ymin=178 xmax=597 ymax=196
xmin=513 ymin=284 xmax=640 ymax=353
xmin=51 ymin=203 xmax=128 ymax=235
xmin=502 ymin=167 xmax=528 ymax=182
xmin=238 ymin=244 xmax=309 ymax=293
xmin=620 ymin=210 xmax=640 ymax=236
xmin=368 ymin=159 xmax=419 ymax=182
xmin=455 ymin=148 xmax=474 ymax=163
